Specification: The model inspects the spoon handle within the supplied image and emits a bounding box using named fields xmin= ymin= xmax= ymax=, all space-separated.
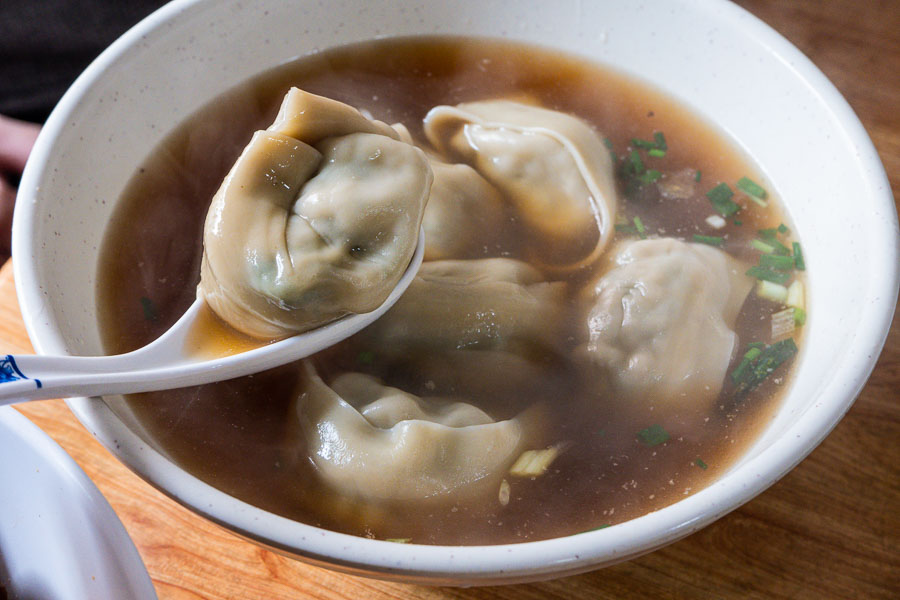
xmin=0 ymin=352 xmax=192 ymax=404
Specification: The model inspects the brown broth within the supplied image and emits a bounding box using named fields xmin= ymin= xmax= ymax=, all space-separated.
xmin=96 ymin=37 xmax=803 ymax=545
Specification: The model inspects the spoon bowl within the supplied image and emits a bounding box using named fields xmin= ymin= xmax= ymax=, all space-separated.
xmin=0 ymin=229 xmax=424 ymax=405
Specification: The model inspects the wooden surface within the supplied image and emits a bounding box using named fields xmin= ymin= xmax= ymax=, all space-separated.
xmin=3 ymin=0 xmax=899 ymax=597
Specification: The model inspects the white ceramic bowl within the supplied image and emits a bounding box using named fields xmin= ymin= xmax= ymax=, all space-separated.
xmin=0 ymin=407 xmax=156 ymax=599
xmin=12 ymin=0 xmax=899 ymax=586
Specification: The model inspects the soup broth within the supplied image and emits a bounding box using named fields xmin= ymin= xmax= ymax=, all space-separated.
xmin=97 ymin=37 xmax=804 ymax=545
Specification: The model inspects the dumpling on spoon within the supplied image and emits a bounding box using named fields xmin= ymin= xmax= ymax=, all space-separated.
xmin=198 ymin=88 xmax=433 ymax=339
xmin=423 ymin=100 xmax=617 ymax=272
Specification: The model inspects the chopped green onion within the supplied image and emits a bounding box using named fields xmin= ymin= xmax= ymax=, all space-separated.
xmin=637 ymin=169 xmax=662 ymax=183
xmin=778 ymin=223 xmax=789 ymax=234
xmin=747 ymin=195 xmax=769 ymax=208
xmin=693 ymin=234 xmax=724 ymax=247
xmin=759 ymin=254 xmax=795 ymax=271
xmin=744 ymin=347 xmax=763 ymax=361
xmin=385 ymin=538 xmax=411 ymax=544
xmin=510 ymin=447 xmax=560 ymax=477
xmin=757 ymin=227 xmax=778 ymax=239
xmin=731 ymin=338 xmax=798 ymax=396
xmin=648 ymin=148 xmax=666 ymax=158
xmin=694 ymin=458 xmax=709 ymax=470
xmin=730 ymin=356 xmax=754 ymax=384
xmin=772 ymin=239 xmax=792 ymax=255
xmin=733 ymin=219 xmax=743 ymax=226
xmin=756 ymin=280 xmax=788 ymax=303
xmin=357 ymin=350 xmax=375 ymax=364
xmin=751 ymin=239 xmax=776 ymax=253
xmin=737 ymin=176 xmax=768 ymax=199
xmin=625 ymin=150 xmax=645 ymax=176
xmin=694 ymin=169 xmax=702 ymax=182
xmin=637 ymin=424 xmax=670 ymax=446
xmin=140 ymin=297 xmax=158 ymax=322
xmin=792 ymin=242 xmax=805 ymax=270
xmin=786 ymin=280 xmax=805 ymax=310
xmin=654 ymin=132 xmax=667 ymax=150
xmin=746 ymin=266 xmax=792 ymax=285
xmin=794 ymin=307 xmax=807 ymax=326
xmin=706 ymin=183 xmax=740 ymax=217
xmin=746 ymin=342 xmax=766 ymax=351
xmin=634 ymin=216 xmax=647 ymax=238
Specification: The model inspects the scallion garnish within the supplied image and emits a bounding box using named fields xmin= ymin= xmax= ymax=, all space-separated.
xmin=693 ymin=234 xmax=724 ymax=247
xmin=746 ymin=342 xmax=766 ymax=350
xmin=778 ymin=223 xmax=789 ymax=234
xmin=694 ymin=458 xmax=709 ymax=470
xmin=140 ymin=296 xmax=158 ymax=322
xmin=736 ymin=176 xmax=767 ymax=199
xmin=637 ymin=169 xmax=662 ymax=183
xmin=637 ymin=424 xmax=670 ymax=446
xmin=730 ymin=338 xmax=798 ymax=396
xmin=634 ymin=216 xmax=647 ymax=238
xmin=792 ymin=242 xmax=805 ymax=270
xmin=648 ymin=148 xmax=666 ymax=158
xmin=706 ymin=183 xmax=740 ymax=217
xmin=759 ymin=254 xmax=795 ymax=271
xmin=694 ymin=169 xmax=702 ymax=182
xmin=751 ymin=239 xmax=776 ymax=254
xmin=625 ymin=150 xmax=645 ymax=176
xmin=746 ymin=265 xmax=792 ymax=285
xmin=654 ymin=132 xmax=667 ymax=150
xmin=794 ymin=307 xmax=807 ymax=326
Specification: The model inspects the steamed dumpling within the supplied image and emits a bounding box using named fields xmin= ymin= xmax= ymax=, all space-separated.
xmin=579 ymin=238 xmax=753 ymax=410
xmin=294 ymin=361 xmax=528 ymax=501
xmin=198 ymin=88 xmax=433 ymax=339
xmin=423 ymin=100 xmax=617 ymax=271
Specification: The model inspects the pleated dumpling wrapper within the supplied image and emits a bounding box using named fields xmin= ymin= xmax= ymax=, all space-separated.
xmin=579 ymin=238 xmax=753 ymax=411
xmin=423 ymin=100 xmax=617 ymax=272
xmin=198 ymin=88 xmax=433 ymax=339
xmin=294 ymin=361 xmax=532 ymax=502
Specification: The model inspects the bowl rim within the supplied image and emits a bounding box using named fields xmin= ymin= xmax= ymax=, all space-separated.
xmin=12 ymin=0 xmax=899 ymax=584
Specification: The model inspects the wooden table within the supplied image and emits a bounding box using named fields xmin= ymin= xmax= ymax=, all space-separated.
xmin=3 ymin=0 xmax=898 ymax=597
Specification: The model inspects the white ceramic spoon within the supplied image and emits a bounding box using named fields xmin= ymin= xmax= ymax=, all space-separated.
xmin=0 ymin=230 xmax=424 ymax=406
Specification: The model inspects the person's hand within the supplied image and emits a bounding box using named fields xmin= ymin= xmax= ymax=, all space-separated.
xmin=0 ymin=115 xmax=41 ymax=259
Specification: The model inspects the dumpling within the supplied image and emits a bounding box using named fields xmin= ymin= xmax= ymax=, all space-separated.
xmin=198 ymin=88 xmax=433 ymax=339
xmin=392 ymin=122 xmax=510 ymax=261
xmin=356 ymin=257 xmax=568 ymax=357
xmin=423 ymin=100 xmax=617 ymax=271
xmin=349 ymin=257 xmax=572 ymax=410
xmin=578 ymin=238 xmax=753 ymax=410
xmin=294 ymin=361 xmax=529 ymax=502
xmin=422 ymin=161 xmax=510 ymax=261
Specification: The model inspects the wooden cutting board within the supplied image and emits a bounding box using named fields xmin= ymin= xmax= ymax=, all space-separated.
xmin=3 ymin=0 xmax=898 ymax=597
